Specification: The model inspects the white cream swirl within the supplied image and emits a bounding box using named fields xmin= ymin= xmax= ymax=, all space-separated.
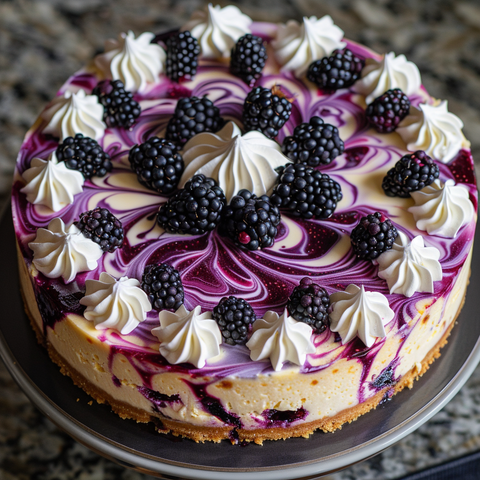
xmin=246 ymin=308 xmax=315 ymax=371
xmin=28 ymin=218 xmax=103 ymax=284
xmin=272 ymin=15 xmax=346 ymax=78
xmin=377 ymin=232 xmax=442 ymax=298
xmin=353 ymin=52 xmax=421 ymax=104
xmin=330 ymin=284 xmax=394 ymax=347
xmin=80 ymin=273 xmax=151 ymax=335
xmin=41 ymin=89 xmax=106 ymax=141
xmin=408 ymin=179 xmax=474 ymax=238
xmin=397 ymin=100 xmax=470 ymax=163
xmin=94 ymin=31 xmax=166 ymax=93
xmin=182 ymin=4 xmax=252 ymax=59
xmin=151 ymin=305 xmax=222 ymax=368
xmin=20 ymin=153 xmax=84 ymax=212
xmin=179 ymin=121 xmax=290 ymax=202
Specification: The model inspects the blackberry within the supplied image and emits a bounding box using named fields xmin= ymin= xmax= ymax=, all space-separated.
xmin=166 ymin=30 xmax=200 ymax=82
xmin=230 ymin=34 xmax=267 ymax=86
xmin=307 ymin=49 xmax=364 ymax=90
xmin=222 ymin=189 xmax=281 ymax=251
xmin=242 ymin=86 xmax=292 ymax=139
xmin=382 ymin=151 xmax=439 ymax=198
xmin=366 ymin=88 xmax=410 ymax=133
xmin=157 ymin=174 xmax=226 ymax=235
xmin=142 ymin=263 xmax=184 ymax=311
xmin=92 ymin=80 xmax=141 ymax=129
xmin=287 ymin=277 xmax=330 ymax=334
xmin=166 ymin=96 xmax=224 ymax=147
xmin=282 ymin=116 xmax=344 ymax=166
xmin=128 ymin=137 xmax=184 ymax=194
xmin=350 ymin=212 xmax=398 ymax=260
xmin=56 ymin=134 xmax=112 ymax=179
xmin=213 ymin=296 xmax=256 ymax=345
xmin=75 ymin=207 xmax=124 ymax=253
xmin=270 ymin=164 xmax=342 ymax=220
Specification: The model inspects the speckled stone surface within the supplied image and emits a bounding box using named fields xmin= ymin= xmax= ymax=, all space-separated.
xmin=1 ymin=1 xmax=480 ymax=479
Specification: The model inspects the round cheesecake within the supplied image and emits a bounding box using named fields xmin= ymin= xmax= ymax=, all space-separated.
xmin=12 ymin=10 xmax=477 ymax=444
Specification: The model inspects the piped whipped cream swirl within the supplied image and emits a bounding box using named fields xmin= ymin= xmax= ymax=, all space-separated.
xmin=41 ymin=89 xmax=106 ymax=141
xmin=80 ymin=273 xmax=151 ymax=334
xmin=182 ymin=4 xmax=252 ymax=59
xmin=272 ymin=15 xmax=346 ymax=78
xmin=330 ymin=284 xmax=394 ymax=347
xmin=151 ymin=305 xmax=222 ymax=368
xmin=179 ymin=121 xmax=290 ymax=201
xmin=377 ymin=232 xmax=442 ymax=298
xmin=408 ymin=179 xmax=474 ymax=238
xmin=29 ymin=218 xmax=103 ymax=284
xmin=246 ymin=308 xmax=315 ymax=371
xmin=20 ymin=153 xmax=84 ymax=212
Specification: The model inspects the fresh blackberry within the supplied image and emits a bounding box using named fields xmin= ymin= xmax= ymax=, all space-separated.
xmin=287 ymin=277 xmax=330 ymax=334
xmin=142 ymin=263 xmax=184 ymax=311
xmin=165 ymin=96 xmax=224 ymax=147
xmin=222 ymin=189 xmax=281 ymax=251
xmin=350 ymin=212 xmax=398 ymax=260
xmin=75 ymin=207 xmax=124 ymax=253
xmin=282 ymin=116 xmax=344 ymax=167
xmin=382 ymin=151 xmax=439 ymax=198
xmin=230 ymin=34 xmax=267 ymax=86
xmin=366 ymin=88 xmax=410 ymax=133
xmin=157 ymin=174 xmax=226 ymax=235
xmin=128 ymin=137 xmax=184 ymax=194
xmin=270 ymin=164 xmax=342 ymax=220
xmin=56 ymin=134 xmax=112 ymax=179
xmin=242 ymin=85 xmax=292 ymax=139
xmin=307 ymin=49 xmax=364 ymax=90
xmin=213 ymin=296 xmax=256 ymax=345
xmin=92 ymin=80 xmax=141 ymax=129
xmin=166 ymin=30 xmax=200 ymax=82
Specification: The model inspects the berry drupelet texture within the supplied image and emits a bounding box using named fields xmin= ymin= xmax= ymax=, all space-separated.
xmin=287 ymin=277 xmax=330 ymax=334
xmin=128 ymin=137 xmax=184 ymax=194
xmin=366 ymin=88 xmax=410 ymax=133
xmin=230 ymin=34 xmax=267 ymax=86
xmin=166 ymin=30 xmax=200 ymax=82
xmin=75 ymin=207 xmax=124 ymax=253
xmin=92 ymin=80 xmax=141 ymax=129
xmin=307 ymin=49 xmax=364 ymax=90
xmin=221 ymin=189 xmax=281 ymax=251
xmin=270 ymin=164 xmax=343 ymax=220
xmin=243 ymin=86 xmax=292 ymax=139
xmin=282 ymin=116 xmax=344 ymax=166
xmin=350 ymin=212 xmax=398 ymax=260
xmin=142 ymin=263 xmax=184 ymax=311
xmin=213 ymin=296 xmax=256 ymax=345
xmin=157 ymin=174 xmax=226 ymax=235
xmin=382 ymin=150 xmax=440 ymax=198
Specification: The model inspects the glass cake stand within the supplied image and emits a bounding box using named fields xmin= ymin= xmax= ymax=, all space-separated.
xmin=1 ymin=209 xmax=480 ymax=480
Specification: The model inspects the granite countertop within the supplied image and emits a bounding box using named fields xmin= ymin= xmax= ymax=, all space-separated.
xmin=1 ymin=0 xmax=480 ymax=478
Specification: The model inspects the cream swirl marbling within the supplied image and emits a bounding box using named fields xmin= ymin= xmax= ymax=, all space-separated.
xmin=94 ymin=31 xmax=166 ymax=93
xmin=80 ymin=273 xmax=151 ymax=334
xmin=179 ymin=121 xmax=290 ymax=201
xmin=41 ymin=89 xmax=106 ymax=141
xmin=151 ymin=305 xmax=222 ymax=369
xmin=246 ymin=308 xmax=315 ymax=371
xmin=397 ymin=100 xmax=470 ymax=163
xmin=28 ymin=218 xmax=103 ymax=284
xmin=182 ymin=4 xmax=252 ymax=59
xmin=20 ymin=153 xmax=84 ymax=212
xmin=330 ymin=284 xmax=394 ymax=347
xmin=272 ymin=15 xmax=346 ymax=78
xmin=408 ymin=179 xmax=474 ymax=238
xmin=353 ymin=52 xmax=421 ymax=105
xmin=377 ymin=232 xmax=442 ymax=298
